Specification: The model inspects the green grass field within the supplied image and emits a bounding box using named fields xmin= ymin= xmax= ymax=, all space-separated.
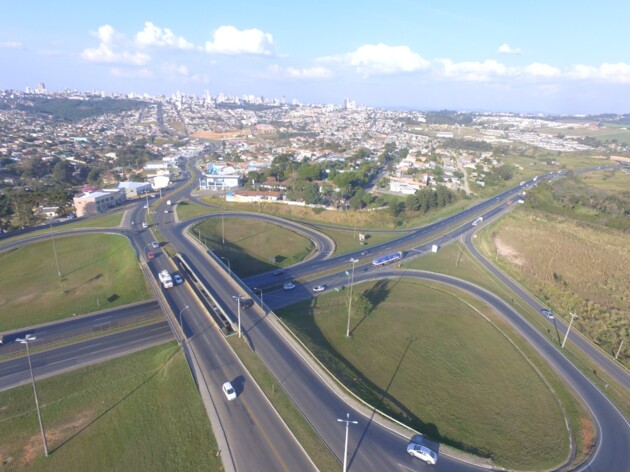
xmin=193 ymin=218 xmax=314 ymax=277
xmin=175 ymin=200 xmax=220 ymax=221
xmin=0 ymin=342 xmax=222 ymax=471
xmin=277 ymin=279 xmax=570 ymax=469
xmin=0 ymin=234 xmax=152 ymax=331
xmin=0 ymin=212 xmax=124 ymax=248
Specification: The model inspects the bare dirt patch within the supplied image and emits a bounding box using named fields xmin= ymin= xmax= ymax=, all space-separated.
xmin=494 ymin=236 xmax=526 ymax=266
xmin=19 ymin=410 xmax=95 ymax=466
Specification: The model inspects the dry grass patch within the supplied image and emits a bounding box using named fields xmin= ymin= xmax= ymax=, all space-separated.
xmin=484 ymin=209 xmax=630 ymax=367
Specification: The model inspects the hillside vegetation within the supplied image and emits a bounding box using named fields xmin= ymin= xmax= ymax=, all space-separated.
xmin=484 ymin=171 xmax=630 ymax=365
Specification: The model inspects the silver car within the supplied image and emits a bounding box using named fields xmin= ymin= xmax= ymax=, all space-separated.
xmin=407 ymin=443 xmax=438 ymax=465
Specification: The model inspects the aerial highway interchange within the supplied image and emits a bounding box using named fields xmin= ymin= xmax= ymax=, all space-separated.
xmin=1 ymin=163 xmax=629 ymax=471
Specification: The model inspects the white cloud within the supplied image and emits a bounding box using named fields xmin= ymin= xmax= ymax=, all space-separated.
xmin=0 ymin=41 xmax=23 ymax=49
xmin=161 ymin=62 xmax=190 ymax=76
xmin=135 ymin=22 xmax=194 ymax=50
xmin=523 ymin=62 xmax=561 ymax=78
xmin=284 ymin=66 xmax=332 ymax=79
xmin=110 ymin=67 xmax=153 ymax=79
xmin=498 ymin=43 xmax=522 ymax=55
xmin=321 ymin=43 xmax=429 ymax=76
xmin=566 ymin=63 xmax=630 ymax=82
xmin=81 ymin=24 xmax=150 ymax=65
xmin=438 ymin=59 xmax=513 ymax=81
xmin=204 ymin=26 xmax=273 ymax=55
xmin=597 ymin=62 xmax=630 ymax=83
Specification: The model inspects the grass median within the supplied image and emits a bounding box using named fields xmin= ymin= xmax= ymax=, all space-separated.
xmin=0 ymin=342 xmax=222 ymax=471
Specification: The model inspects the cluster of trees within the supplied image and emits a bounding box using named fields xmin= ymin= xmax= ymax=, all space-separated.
xmin=527 ymin=178 xmax=630 ymax=232
xmin=15 ymin=97 xmax=146 ymax=122
xmin=405 ymin=185 xmax=458 ymax=213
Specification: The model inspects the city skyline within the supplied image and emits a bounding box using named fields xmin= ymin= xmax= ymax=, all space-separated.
xmin=2 ymin=1 xmax=630 ymax=114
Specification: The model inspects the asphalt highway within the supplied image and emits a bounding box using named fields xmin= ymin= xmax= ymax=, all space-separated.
xmin=0 ymin=321 xmax=173 ymax=392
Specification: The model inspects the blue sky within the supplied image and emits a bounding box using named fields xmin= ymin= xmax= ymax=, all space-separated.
xmin=2 ymin=1 xmax=630 ymax=114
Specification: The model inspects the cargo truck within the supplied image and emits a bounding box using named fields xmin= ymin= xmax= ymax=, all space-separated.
xmin=158 ymin=270 xmax=173 ymax=288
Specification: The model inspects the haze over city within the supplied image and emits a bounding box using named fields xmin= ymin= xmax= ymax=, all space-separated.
xmin=2 ymin=0 xmax=630 ymax=114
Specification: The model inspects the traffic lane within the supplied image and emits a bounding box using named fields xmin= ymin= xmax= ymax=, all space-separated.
xmin=463 ymin=231 xmax=630 ymax=391
xmin=0 ymin=301 xmax=162 ymax=354
xmin=158 ymin=230 xmax=317 ymax=472
xmin=0 ymin=321 xmax=173 ymax=392
xmin=176 ymin=286 xmax=317 ymax=472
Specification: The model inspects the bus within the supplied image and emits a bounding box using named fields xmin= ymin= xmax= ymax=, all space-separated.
xmin=372 ymin=251 xmax=403 ymax=267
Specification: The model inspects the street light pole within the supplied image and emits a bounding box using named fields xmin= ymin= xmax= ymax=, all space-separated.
xmin=562 ymin=312 xmax=579 ymax=348
xmin=254 ymin=287 xmax=264 ymax=314
xmin=179 ymin=305 xmax=190 ymax=342
xmin=16 ymin=335 xmax=48 ymax=457
xmin=222 ymin=205 xmax=225 ymax=244
xmin=346 ymin=258 xmax=358 ymax=337
xmin=221 ymin=256 xmax=231 ymax=276
xmin=337 ymin=413 xmax=357 ymax=472
xmin=232 ymin=296 xmax=242 ymax=338
xmin=49 ymin=222 xmax=63 ymax=292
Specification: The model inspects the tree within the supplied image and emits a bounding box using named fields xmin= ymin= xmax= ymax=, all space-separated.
xmin=52 ymin=161 xmax=72 ymax=184
xmin=87 ymin=167 xmax=101 ymax=185
xmin=348 ymin=292 xmax=373 ymax=317
xmin=298 ymin=163 xmax=320 ymax=181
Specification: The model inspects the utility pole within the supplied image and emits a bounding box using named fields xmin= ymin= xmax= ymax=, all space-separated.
xmin=562 ymin=312 xmax=579 ymax=348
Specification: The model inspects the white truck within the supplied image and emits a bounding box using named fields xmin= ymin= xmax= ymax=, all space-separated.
xmin=472 ymin=216 xmax=484 ymax=226
xmin=158 ymin=270 xmax=173 ymax=288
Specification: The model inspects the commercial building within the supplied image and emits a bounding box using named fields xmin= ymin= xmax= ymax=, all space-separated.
xmin=73 ymin=188 xmax=126 ymax=217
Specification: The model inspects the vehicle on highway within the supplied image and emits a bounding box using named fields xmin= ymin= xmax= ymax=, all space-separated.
xmin=166 ymin=199 xmax=172 ymax=206
xmin=151 ymin=241 xmax=160 ymax=248
xmin=472 ymin=216 xmax=484 ymax=226
xmin=164 ymin=210 xmax=169 ymax=213
xmin=147 ymin=252 xmax=155 ymax=260
xmin=360 ymin=250 xmax=370 ymax=256
xmin=272 ymin=268 xmax=285 ymax=275
xmin=312 ymin=285 xmax=325 ymax=293
xmin=142 ymin=222 xmax=148 ymax=228
xmin=283 ymin=282 xmax=296 ymax=290
xmin=158 ymin=270 xmax=173 ymax=289
xmin=222 ymin=381 xmax=237 ymax=401
xmin=407 ymin=442 xmax=438 ymax=465
xmin=372 ymin=251 xmax=402 ymax=267
xmin=541 ymin=309 xmax=555 ymax=320
xmin=173 ymin=274 xmax=183 ymax=285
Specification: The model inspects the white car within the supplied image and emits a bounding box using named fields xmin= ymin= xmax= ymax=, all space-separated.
xmin=151 ymin=241 xmax=160 ymax=249
xmin=173 ymin=274 xmax=183 ymax=285
xmin=142 ymin=222 xmax=148 ymax=228
xmin=407 ymin=443 xmax=438 ymax=465
xmin=222 ymin=381 xmax=237 ymax=401
xmin=312 ymin=285 xmax=325 ymax=293
xmin=283 ymin=282 xmax=296 ymax=290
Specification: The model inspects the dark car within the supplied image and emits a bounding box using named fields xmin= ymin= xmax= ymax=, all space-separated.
xmin=272 ymin=269 xmax=285 ymax=276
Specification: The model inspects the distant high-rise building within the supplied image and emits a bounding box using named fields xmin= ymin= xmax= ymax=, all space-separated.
xmin=36 ymin=82 xmax=47 ymax=94
xmin=343 ymin=98 xmax=356 ymax=110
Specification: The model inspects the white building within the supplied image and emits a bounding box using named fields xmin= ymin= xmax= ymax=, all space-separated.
xmin=117 ymin=181 xmax=152 ymax=199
